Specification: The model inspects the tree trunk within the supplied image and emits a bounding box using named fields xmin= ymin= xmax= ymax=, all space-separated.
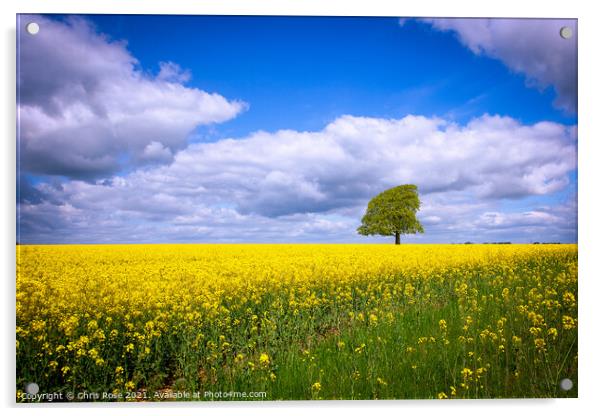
xmin=395 ymin=232 xmax=400 ymax=245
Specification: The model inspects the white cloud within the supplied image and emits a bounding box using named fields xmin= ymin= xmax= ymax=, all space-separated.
xmin=141 ymin=141 xmax=173 ymax=164
xmin=155 ymin=113 xmax=575 ymax=216
xmin=156 ymin=61 xmax=192 ymax=83
xmin=420 ymin=18 xmax=577 ymax=112
xmin=18 ymin=15 xmax=246 ymax=179
xmin=19 ymin=113 xmax=577 ymax=243
xmin=475 ymin=210 xmax=562 ymax=229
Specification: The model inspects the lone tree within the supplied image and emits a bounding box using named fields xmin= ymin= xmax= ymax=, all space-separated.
xmin=357 ymin=184 xmax=424 ymax=244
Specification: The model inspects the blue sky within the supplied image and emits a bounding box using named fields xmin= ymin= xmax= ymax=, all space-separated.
xmin=17 ymin=15 xmax=577 ymax=244
xmin=89 ymin=15 xmax=575 ymax=135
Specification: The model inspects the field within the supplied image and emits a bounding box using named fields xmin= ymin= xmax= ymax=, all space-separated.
xmin=16 ymin=244 xmax=578 ymax=401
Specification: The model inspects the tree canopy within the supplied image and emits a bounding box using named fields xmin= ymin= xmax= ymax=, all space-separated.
xmin=357 ymin=184 xmax=424 ymax=244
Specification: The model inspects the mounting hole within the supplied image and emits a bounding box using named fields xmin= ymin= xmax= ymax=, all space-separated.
xmin=559 ymin=378 xmax=573 ymax=391
xmin=26 ymin=22 xmax=40 ymax=35
xmin=25 ymin=382 xmax=39 ymax=395
xmin=559 ymin=26 xmax=573 ymax=39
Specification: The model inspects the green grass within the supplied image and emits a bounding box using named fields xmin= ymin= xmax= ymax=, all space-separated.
xmin=193 ymin=253 xmax=578 ymax=400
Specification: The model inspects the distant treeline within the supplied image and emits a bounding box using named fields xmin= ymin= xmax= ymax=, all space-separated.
xmin=461 ymin=242 xmax=563 ymax=245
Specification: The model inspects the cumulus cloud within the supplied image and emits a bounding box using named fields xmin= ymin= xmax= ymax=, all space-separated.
xmin=17 ymin=15 xmax=246 ymax=179
xmin=18 ymin=113 xmax=577 ymax=244
xmin=140 ymin=141 xmax=173 ymax=164
xmin=145 ymin=113 xmax=575 ymax=217
xmin=475 ymin=210 xmax=562 ymax=229
xmin=415 ymin=194 xmax=577 ymax=243
xmin=156 ymin=61 xmax=192 ymax=83
xmin=472 ymin=206 xmax=576 ymax=242
xmin=420 ymin=18 xmax=577 ymax=112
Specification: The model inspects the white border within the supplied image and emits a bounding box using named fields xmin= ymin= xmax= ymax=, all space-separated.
xmin=2 ymin=1 xmax=601 ymax=416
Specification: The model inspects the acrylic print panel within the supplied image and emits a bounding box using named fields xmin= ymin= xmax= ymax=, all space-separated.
xmin=16 ymin=14 xmax=577 ymax=402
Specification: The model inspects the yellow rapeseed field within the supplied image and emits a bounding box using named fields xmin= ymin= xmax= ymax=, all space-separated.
xmin=16 ymin=244 xmax=577 ymax=400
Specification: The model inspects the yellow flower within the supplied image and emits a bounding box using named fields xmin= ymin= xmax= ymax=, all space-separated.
xmin=354 ymin=343 xmax=366 ymax=354
xmin=562 ymin=315 xmax=576 ymax=330
xmin=125 ymin=381 xmax=135 ymax=391
xmin=259 ymin=353 xmax=270 ymax=365
xmin=93 ymin=329 xmax=106 ymax=342
xmin=404 ymin=283 xmax=415 ymax=298
xmin=376 ymin=377 xmax=387 ymax=386
xmin=438 ymin=392 xmax=448 ymax=399
xmin=497 ymin=317 xmax=507 ymax=330
xmin=461 ymin=368 xmax=473 ymax=380
xmin=528 ymin=312 xmax=545 ymax=326
xmin=15 ymin=242 xmax=577 ymax=399
xmin=439 ymin=319 xmax=447 ymax=331
xmin=563 ymin=291 xmax=576 ymax=307
xmin=311 ymin=382 xmax=322 ymax=392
